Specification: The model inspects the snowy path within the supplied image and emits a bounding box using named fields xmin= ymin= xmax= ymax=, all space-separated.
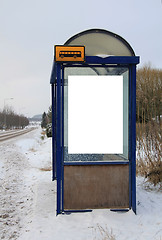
xmin=0 ymin=128 xmax=54 ymax=240
xmin=0 ymin=138 xmax=34 ymax=239
xmin=0 ymin=128 xmax=162 ymax=240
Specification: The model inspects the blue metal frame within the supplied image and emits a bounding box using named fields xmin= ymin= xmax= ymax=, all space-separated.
xmin=131 ymin=65 xmax=137 ymax=214
xmin=64 ymin=161 xmax=129 ymax=166
xmin=51 ymin=83 xmax=56 ymax=180
xmin=61 ymin=66 xmax=64 ymax=213
xmin=128 ymin=67 xmax=132 ymax=210
xmin=85 ymin=56 xmax=139 ymax=64
xmin=56 ymin=63 xmax=62 ymax=215
xmin=50 ymin=56 xmax=139 ymax=215
xmin=51 ymin=62 xmax=57 ymax=181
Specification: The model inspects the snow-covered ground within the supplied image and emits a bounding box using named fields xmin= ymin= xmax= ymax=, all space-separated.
xmin=0 ymin=128 xmax=162 ymax=240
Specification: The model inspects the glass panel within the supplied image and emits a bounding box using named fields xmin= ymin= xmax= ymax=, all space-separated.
xmin=65 ymin=29 xmax=135 ymax=56
xmin=64 ymin=67 xmax=129 ymax=162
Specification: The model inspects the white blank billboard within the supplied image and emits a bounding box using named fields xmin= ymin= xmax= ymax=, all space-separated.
xmin=68 ymin=75 xmax=123 ymax=154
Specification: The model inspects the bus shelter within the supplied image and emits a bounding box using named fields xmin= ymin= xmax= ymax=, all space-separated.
xmin=50 ymin=29 xmax=140 ymax=215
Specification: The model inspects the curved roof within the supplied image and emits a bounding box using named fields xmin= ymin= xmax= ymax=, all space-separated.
xmin=64 ymin=29 xmax=135 ymax=57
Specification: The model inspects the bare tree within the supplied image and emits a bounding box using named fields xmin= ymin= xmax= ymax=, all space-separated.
xmin=0 ymin=107 xmax=29 ymax=130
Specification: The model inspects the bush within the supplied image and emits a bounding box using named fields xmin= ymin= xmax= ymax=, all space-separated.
xmin=136 ymin=65 xmax=162 ymax=186
xmin=41 ymin=112 xmax=48 ymax=128
xmin=136 ymin=121 xmax=162 ymax=185
xmin=136 ymin=65 xmax=162 ymax=124
xmin=46 ymin=123 xmax=52 ymax=138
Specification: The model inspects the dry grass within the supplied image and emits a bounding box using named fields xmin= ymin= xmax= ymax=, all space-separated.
xmin=41 ymin=130 xmax=46 ymax=135
xmin=136 ymin=66 xmax=162 ymax=186
xmin=40 ymin=130 xmax=46 ymax=140
xmin=136 ymin=66 xmax=161 ymax=124
xmin=29 ymin=147 xmax=37 ymax=152
xmin=93 ymin=224 xmax=116 ymax=240
xmin=39 ymin=167 xmax=52 ymax=172
xmin=136 ymin=121 xmax=162 ymax=185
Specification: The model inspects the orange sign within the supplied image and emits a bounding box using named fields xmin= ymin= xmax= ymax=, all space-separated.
xmin=55 ymin=45 xmax=85 ymax=62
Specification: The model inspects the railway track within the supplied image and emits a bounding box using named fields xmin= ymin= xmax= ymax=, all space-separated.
xmin=0 ymin=128 xmax=36 ymax=142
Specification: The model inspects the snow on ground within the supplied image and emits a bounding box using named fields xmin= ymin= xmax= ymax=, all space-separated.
xmin=0 ymin=128 xmax=162 ymax=240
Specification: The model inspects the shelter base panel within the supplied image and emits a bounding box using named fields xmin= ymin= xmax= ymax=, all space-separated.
xmin=64 ymin=164 xmax=129 ymax=210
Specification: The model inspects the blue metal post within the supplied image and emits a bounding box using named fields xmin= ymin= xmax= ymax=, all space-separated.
xmin=51 ymin=83 xmax=56 ymax=180
xmin=61 ymin=67 xmax=64 ymax=212
xmin=51 ymin=63 xmax=57 ymax=180
xmin=54 ymin=83 xmax=57 ymax=179
xmin=128 ymin=67 xmax=132 ymax=209
xmin=131 ymin=64 xmax=137 ymax=214
xmin=56 ymin=63 xmax=62 ymax=215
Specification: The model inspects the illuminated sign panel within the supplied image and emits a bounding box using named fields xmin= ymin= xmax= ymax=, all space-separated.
xmin=55 ymin=45 xmax=85 ymax=62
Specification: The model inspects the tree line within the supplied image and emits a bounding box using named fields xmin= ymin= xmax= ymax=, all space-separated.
xmin=0 ymin=107 xmax=29 ymax=130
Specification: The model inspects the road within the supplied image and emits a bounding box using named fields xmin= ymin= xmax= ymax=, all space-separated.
xmin=0 ymin=128 xmax=36 ymax=142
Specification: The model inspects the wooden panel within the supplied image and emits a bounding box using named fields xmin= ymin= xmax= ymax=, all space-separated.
xmin=64 ymin=165 xmax=129 ymax=210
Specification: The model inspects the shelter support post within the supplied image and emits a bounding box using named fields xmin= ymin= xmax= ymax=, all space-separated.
xmin=56 ymin=63 xmax=62 ymax=215
xmin=131 ymin=64 xmax=137 ymax=214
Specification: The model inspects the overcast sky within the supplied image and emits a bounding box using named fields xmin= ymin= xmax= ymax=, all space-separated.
xmin=0 ymin=0 xmax=162 ymax=117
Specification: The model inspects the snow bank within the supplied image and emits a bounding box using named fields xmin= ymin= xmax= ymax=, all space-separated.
xmin=0 ymin=128 xmax=161 ymax=240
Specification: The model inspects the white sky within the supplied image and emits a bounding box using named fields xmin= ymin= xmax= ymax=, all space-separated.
xmin=0 ymin=0 xmax=162 ymax=117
